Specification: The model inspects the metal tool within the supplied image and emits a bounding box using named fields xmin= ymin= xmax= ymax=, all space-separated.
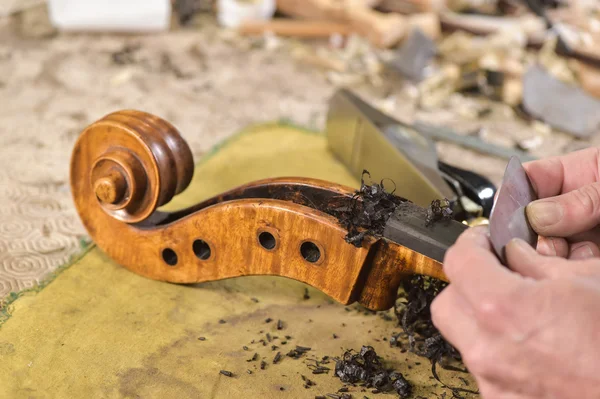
xmin=489 ymin=156 xmax=538 ymax=264
xmin=326 ymin=89 xmax=506 ymax=222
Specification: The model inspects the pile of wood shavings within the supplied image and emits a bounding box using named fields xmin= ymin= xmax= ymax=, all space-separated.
xmin=334 ymin=345 xmax=412 ymax=398
xmin=392 ymin=276 xmax=479 ymax=398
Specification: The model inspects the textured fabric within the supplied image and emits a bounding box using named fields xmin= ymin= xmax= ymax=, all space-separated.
xmin=0 ymin=124 xmax=478 ymax=398
xmin=0 ymin=171 xmax=88 ymax=305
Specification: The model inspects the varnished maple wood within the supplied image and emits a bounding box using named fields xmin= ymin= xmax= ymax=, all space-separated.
xmin=70 ymin=110 xmax=448 ymax=310
xmin=359 ymin=238 xmax=445 ymax=310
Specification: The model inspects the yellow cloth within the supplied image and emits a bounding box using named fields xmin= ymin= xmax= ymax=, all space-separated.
xmin=0 ymin=124 xmax=478 ymax=398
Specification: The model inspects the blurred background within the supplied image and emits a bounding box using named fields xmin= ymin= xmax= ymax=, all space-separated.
xmin=0 ymin=0 xmax=599 ymax=302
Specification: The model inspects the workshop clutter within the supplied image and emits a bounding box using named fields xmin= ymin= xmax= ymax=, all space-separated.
xmin=208 ymin=0 xmax=600 ymax=140
xmin=33 ymin=0 xmax=600 ymax=145
xmin=35 ymin=0 xmax=600 ymax=141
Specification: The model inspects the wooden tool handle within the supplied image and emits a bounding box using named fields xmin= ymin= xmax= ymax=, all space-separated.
xmin=238 ymin=19 xmax=353 ymax=38
xmin=70 ymin=111 xmax=446 ymax=310
xmin=276 ymin=0 xmax=440 ymax=47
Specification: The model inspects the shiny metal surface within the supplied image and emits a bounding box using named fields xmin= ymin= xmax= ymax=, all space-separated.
xmin=384 ymin=201 xmax=469 ymax=262
xmin=325 ymin=89 xmax=454 ymax=208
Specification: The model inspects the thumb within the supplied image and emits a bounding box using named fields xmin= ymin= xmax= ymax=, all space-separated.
xmin=526 ymin=182 xmax=600 ymax=238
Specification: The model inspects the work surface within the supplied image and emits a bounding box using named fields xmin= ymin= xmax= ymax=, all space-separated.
xmin=0 ymin=125 xmax=478 ymax=398
xmin=0 ymin=10 xmax=593 ymax=397
xmin=0 ymin=14 xmax=588 ymax=304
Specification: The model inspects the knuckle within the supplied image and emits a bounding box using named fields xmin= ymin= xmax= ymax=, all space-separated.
xmin=462 ymin=344 xmax=492 ymax=375
xmin=474 ymin=294 xmax=512 ymax=329
xmin=474 ymin=296 xmax=500 ymax=319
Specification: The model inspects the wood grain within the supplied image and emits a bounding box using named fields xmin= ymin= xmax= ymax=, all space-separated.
xmin=70 ymin=110 xmax=448 ymax=310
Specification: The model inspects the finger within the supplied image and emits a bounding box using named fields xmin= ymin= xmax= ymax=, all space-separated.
xmin=526 ymin=182 xmax=600 ymax=237
xmin=443 ymin=226 xmax=524 ymax=308
xmin=431 ymin=285 xmax=479 ymax=353
xmin=568 ymin=241 xmax=600 ymax=260
xmin=443 ymin=226 xmax=493 ymax=281
xmin=568 ymin=227 xmax=600 ymax=247
xmin=505 ymin=238 xmax=566 ymax=279
xmin=506 ymin=238 xmax=600 ymax=279
xmin=536 ymin=236 xmax=568 ymax=258
xmin=522 ymin=147 xmax=600 ymax=198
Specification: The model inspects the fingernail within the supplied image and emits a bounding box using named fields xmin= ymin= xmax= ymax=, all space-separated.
xmin=527 ymin=200 xmax=563 ymax=229
xmin=507 ymin=238 xmax=531 ymax=252
xmin=535 ymin=236 xmax=569 ymax=258
xmin=505 ymin=238 xmax=536 ymax=268
xmin=535 ymin=237 xmax=556 ymax=256
xmin=508 ymin=238 xmax=539 ymax=259
xmin=570 ymin=244 xmax=595 ymax=260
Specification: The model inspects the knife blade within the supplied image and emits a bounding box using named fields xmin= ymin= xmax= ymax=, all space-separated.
xmin=382 ymin=156 xmax=537 ymax=266
xmin=383 ymin=200 xmax=469 ymax=263
xmin=326 ymin=88 xmax=455 ymax=208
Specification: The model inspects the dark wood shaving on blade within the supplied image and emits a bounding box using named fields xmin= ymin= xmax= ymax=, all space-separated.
xmin=331 ymin=170 xmax=407 ymax=247
xmin=425 ymin=199 xmax=453 ymax=227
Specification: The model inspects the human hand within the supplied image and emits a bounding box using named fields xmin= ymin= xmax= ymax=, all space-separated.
xmin=431 ymin=226 xmax=600 ymax=399
xmin=524 ymin=147 xmax=600 ymax=259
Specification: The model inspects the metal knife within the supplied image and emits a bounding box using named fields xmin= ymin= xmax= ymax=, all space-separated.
xmin=326 ymin=89 xmax=539 ymax=264
xmin=325 ymin=89 xmax=535 ymax=222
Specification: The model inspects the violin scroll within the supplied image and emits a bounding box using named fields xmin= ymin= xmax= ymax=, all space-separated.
xmin=71 ymin=110 xmax=194 ymax=224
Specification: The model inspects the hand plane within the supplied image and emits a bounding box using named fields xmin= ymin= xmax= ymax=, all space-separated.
xmin=69 ymin=90 xmax=537 ymax=311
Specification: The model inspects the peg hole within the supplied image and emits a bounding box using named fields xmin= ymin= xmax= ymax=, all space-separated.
xmin=162 ymin=248 xmax=178 ymax=266
xmin=300 ymin=241 xmax=321 ymax=263
xmin=258 ymin=231 xmax=276 ymax=250
xmin=193 ymin=239 xmax=211 ymax=260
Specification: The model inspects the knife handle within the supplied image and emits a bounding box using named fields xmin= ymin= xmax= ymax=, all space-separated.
xmin=438 ymin=161 xmax=497 ymax=218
